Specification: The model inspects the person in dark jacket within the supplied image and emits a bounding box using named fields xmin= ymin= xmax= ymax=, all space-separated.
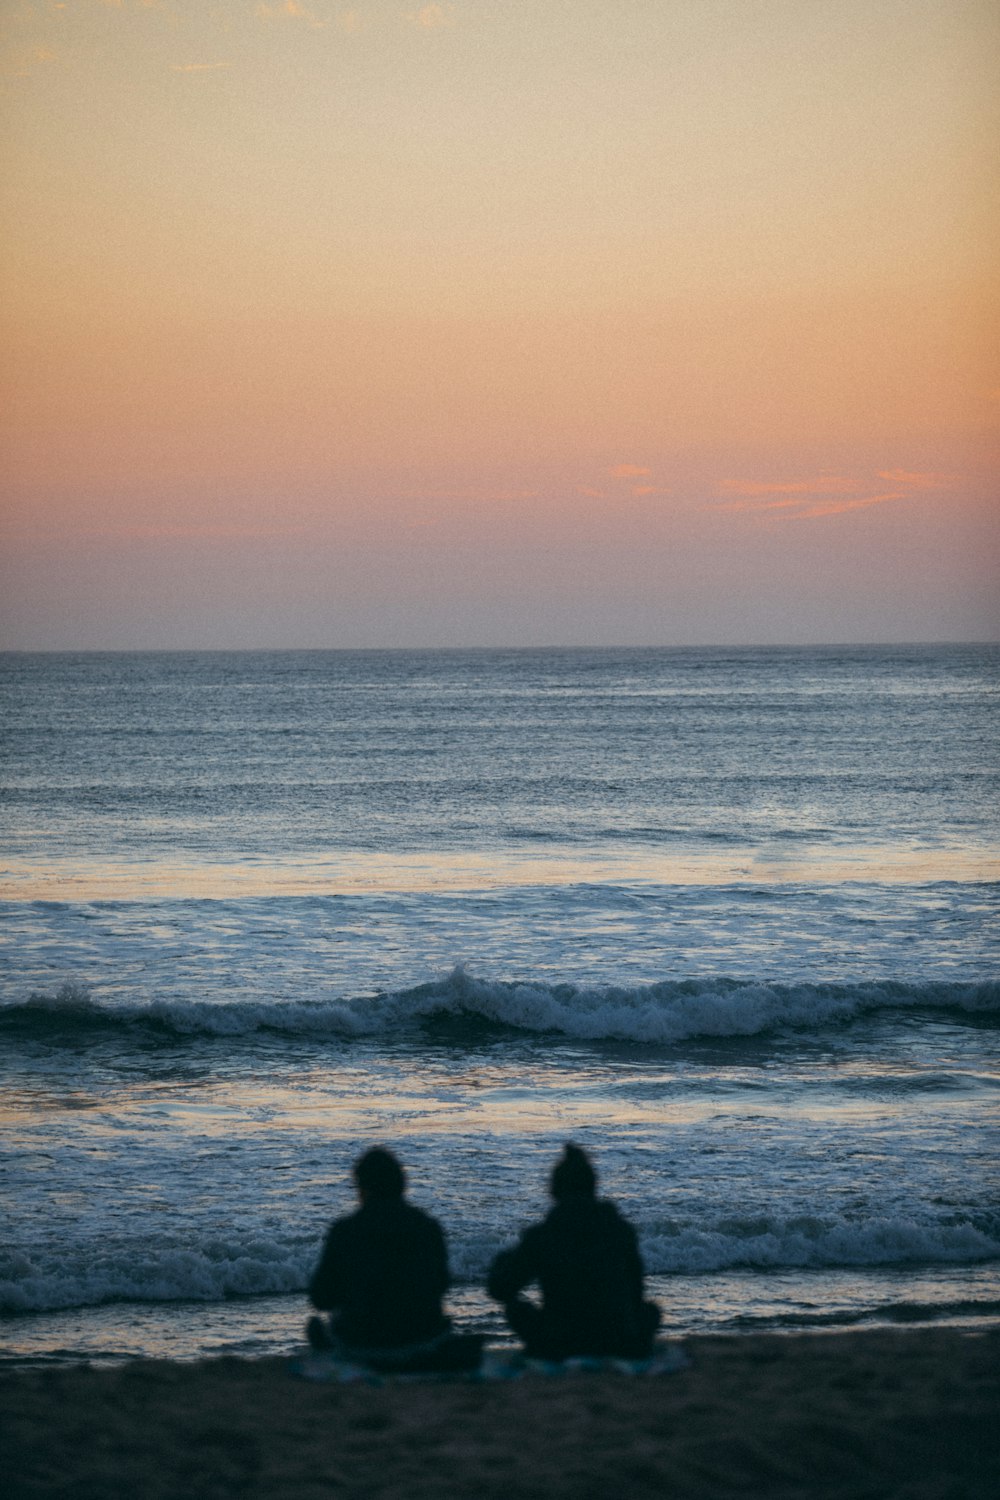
xmin=488 ymin=1143 xmax=661 ymax=1360
xmin=307 ymin=1146 xmax=470 ymax=1368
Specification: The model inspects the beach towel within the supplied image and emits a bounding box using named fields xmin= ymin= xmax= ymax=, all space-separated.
xmin=290 ymin=1341 xmax=690 ymax=1384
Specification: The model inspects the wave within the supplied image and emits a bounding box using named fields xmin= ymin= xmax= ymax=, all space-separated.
xmin=4 ymin=1213 xmax=998 ymax=1314
xmin=0 ymin=1237 xmax=312 ymax=1315
xmin=2 ymin=970 xmax=997 ymax=1047
xmin=728 ymin=1299 xmax=1000 ymax=1331
xmin=639 ymin=1214 xmax=1000 ymax=1276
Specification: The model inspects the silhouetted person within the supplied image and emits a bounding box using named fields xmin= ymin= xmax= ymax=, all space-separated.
xmin=488 ymin=1143 xmax=660 ymax=1360
xmin=308 ymin=1147 xmax=479 ymax=1370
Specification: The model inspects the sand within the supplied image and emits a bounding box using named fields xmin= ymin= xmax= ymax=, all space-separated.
xmin=4 ymin=1328 xmax=998 ymax=1499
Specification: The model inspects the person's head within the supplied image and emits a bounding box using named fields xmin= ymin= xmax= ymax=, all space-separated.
xmin=353 ymin=1147 xmax=406 ymax=1202
xmin=550 ymin=1142 xmax=597 ymax=1200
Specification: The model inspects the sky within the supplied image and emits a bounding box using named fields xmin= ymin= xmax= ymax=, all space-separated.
xmin=1 ymin=0 xmax=997 ymax=648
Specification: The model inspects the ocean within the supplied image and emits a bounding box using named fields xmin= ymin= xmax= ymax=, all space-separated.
xmin=1 ymin=645 xmax=998 ymax=1366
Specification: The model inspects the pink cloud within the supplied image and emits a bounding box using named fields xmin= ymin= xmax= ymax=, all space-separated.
xmin=875 ymin=470 xmax=954 ymax=488
xmin=609 ymin=464 xmax=651 ymax=479
xmin=716 ymin=492 xmax=911 ymax=522
xmin=791 ymin=492 xmax=906 ymax=520
xmin=405 ymin=5 xmax=453 ymax=28
xmin=395 ymin=487 xmax=540 ymax=505
xmin=717 ymin=490 xmax=907 ymax=521
xmin=719 ymin=476 xmax=854 ymax=498
xmin=87 ymin=523 xmax=309 ymax=542
xmin=256 ymin=1 xmax=326 ymax=25
xmin=716 ymin=495 xmax=816 ymax=515
xmin=715 ymin=468 xmax=953 ymax=522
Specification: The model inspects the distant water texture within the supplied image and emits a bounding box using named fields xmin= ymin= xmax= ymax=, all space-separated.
xmin=1 ymin=645 xmax=998 ymax=1365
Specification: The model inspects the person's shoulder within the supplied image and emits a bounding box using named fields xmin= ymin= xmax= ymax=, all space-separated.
xmin=326 ymin=1206 xmax=363 ymax=1236
xmin=319 ymin=1207 xmax=361 ymax=1251
xmin=400 ymin=1199 xmax=446 ymax=1234
xmin=540 ymin=1203 xmax=577 ymax=1239
xmin=597 ymin=1198 xmax=638 ymax=1236
xmin=497 ymin=1216 xmax=546 ymax=1264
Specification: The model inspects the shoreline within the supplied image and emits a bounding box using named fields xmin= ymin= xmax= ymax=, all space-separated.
xmin=6 ymin=1273 xmax=1000 ymax=1371
xmin=5 ymin=1327 xmax=998 ymax=1499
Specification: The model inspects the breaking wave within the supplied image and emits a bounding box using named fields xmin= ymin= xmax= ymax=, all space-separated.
xmin=3 ymin=970 xmax=997 ymax=1047
xmin=3 ymin=1212 xmax=998 ymax=1314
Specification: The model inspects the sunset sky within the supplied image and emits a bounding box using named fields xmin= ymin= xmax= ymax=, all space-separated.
xmin=1 ymin=0 xmax=997 ymax=647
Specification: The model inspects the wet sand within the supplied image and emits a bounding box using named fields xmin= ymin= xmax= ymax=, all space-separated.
xmin=4 ymin=1328 xmax=998 ymax=1499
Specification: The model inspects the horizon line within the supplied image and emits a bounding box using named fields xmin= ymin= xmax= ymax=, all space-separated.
xmin=1 ymin=639 xmax=997 ymax=656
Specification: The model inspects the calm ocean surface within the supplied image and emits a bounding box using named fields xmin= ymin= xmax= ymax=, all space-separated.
xmin=1 ymin=646 xmax=998 ymax=1365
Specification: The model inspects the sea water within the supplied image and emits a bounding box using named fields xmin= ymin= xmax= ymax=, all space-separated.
xmin=1 ymin=645 xmax=998 ymax=1366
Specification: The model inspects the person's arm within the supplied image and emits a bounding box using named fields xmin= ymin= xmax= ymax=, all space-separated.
xmin=429 ymin=1217 xmax=450 ymax=1296
xmin=307 ymin=1223 xmax=345 ymax=1311
xmin=620 ymin=1217 xmax=646 ymax=1305
xmin=487 ymin=1228 xmax=538 ymax=1303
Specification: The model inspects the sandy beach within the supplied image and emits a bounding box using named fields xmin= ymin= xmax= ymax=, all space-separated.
xmin=4 ymin=1328 xmax=998 ymax=1499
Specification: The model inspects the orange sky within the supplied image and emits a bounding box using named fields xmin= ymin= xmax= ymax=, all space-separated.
xmin=1 ymin=0 xmax=997 ymax=646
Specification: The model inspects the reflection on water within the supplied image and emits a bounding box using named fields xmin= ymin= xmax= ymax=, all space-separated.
xmin=2 ymin=650 xmax=996 ymax=1364
xmin=5 ymin=1268 xmax=1000 ymax=1370
xmin=2 ymin=844 xmax=998 ymax=902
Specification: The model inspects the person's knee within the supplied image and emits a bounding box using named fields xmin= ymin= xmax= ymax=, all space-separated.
xmin=504 ymin=1297 xmax=541 ymax=1338
xmin=504 ymin=1298 xmax=554 ymax=1356
xmin=306 ymin=1314 xmax=334 ymax=1351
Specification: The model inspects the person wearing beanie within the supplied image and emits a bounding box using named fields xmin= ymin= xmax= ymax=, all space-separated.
xmin=307 ymin=1146 xmax=478 ymax=1370
xmin=487 ymin=1144 xmax=661 ymax=1360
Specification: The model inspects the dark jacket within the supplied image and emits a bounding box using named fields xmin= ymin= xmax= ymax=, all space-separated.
xmin=487 ymin=1193 xmax=654 ymax=1358
xmin=308 ymin=1196 xmax=450 ymax=1349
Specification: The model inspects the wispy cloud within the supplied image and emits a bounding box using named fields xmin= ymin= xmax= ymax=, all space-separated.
xmin=876 ymin=469 xmax=954 ymax=488
xmin=171 ymin=62 xmax=232 ymax=73
xmin=719 ymin=476 xmax=854 ymax=498
xmin=715 ymin=469 xmax=952 ymax=522
xmin=396 ymin=486 xmax=539 ymax=505
xmin=99 ymin=523 xmax=309 ymax=542
xmin=5 ymin=45 xmax=57 ymax=79
xmin=256 ymin=1 xmax=327 ymax=26
xmin=577 ymin=466 xmax=670 ymax=500
xmin=405 ymin=5 xmax=454 ymax=29
xmin=791 ymin=491 xmax=906 ymax=520
xmin=608 ymin=464 xmax=651 ymax=479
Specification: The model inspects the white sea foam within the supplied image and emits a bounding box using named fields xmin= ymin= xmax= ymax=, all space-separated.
xmin=6 ymin=970 xmax=998 ymax=1047
xmin=639 ymin=1216 xmax=1000 ymax=1276
xmin=3 ymin=648 xmax=998 ymax=1358
xmin=0 ymin=1239 xmax=313 ymax=1314
xmin=4 ymin=1212 xmax=998 ymax=1314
